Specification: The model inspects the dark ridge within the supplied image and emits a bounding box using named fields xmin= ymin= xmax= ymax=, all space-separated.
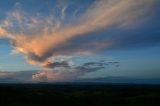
xmin=0 ymin=83 xmax=160 ymax=106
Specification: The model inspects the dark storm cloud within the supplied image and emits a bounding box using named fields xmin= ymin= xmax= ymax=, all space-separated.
xmin=73 ymin=61 xmax=120 ymax=74
xmin=83 ymin=61 xmax=119 ymax=67
xmin=44 ymin=61 xmax=70 ymax=69
xmin=43 ymin=60 xmax=119 ymax=70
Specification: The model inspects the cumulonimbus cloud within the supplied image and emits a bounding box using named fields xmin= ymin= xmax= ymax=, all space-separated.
xmin=0 ymin=0 xmax=155 ymax=66
xmin=0 ymin=0 xmax=157 ymax=81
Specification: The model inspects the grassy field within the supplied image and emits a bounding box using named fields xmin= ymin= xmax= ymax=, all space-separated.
xmin=0 ymin=83 xmax=160 ymax=106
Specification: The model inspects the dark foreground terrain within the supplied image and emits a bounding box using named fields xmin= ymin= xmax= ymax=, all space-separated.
xmin=0 ymin=83 xmax=160 ymax=106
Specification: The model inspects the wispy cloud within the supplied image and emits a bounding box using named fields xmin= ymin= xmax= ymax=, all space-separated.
xmin=0 ymin=0 xmax=157 ymax=81
xmin=0 ymin=0 xmax=155 ymax=65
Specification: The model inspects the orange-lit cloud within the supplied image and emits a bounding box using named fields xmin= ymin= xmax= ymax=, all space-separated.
xmin=0 ymin=0 xmax=156 ymax=69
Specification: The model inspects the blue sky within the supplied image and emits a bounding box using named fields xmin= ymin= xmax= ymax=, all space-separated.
xmin=0 ymin=0 xmax=160 ymax=82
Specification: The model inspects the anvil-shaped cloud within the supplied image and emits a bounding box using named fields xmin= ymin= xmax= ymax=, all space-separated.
xmin=0 ymin=0 xmax=155 ymax=65
xmin=0 ymin=0 xmax=158 ymax=81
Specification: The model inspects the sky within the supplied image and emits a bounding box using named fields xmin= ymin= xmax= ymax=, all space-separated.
xmin=0 ymin=0 xmax=160 ymax=83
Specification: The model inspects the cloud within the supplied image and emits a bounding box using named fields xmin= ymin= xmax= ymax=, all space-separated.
xmin=0 ymin=0 xmax=158 ymax=81
xmin=32 ymin=60 xmax=120 ymax=82
xmin=0 ymin=0 xmax=156 ymax=66
xmin=44 ymin=61 xmax=70 ymax=69
xmin=1 ymin=70 xmax=160 ymax=84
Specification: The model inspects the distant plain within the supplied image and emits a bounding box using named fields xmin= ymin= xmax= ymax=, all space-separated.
xmin=0 ymin=83 xmax=160 ymax=106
